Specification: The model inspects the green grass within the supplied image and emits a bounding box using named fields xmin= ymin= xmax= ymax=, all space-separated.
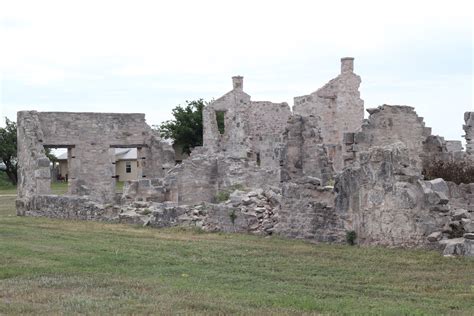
xmin=0 ymin=191 xmax=473 ymax=314
xmin=0 ymin=172 xmax=15 ymax=194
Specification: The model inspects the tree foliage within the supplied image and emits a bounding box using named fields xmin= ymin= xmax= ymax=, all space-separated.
xmin=157 ymin=99 xmax=222 ymax=155
xmin=0 ymin=118 xmax=18 ymax=184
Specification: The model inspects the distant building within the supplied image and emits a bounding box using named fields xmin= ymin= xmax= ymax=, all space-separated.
xmin=56 ymin=148 xmax=140 ymax=182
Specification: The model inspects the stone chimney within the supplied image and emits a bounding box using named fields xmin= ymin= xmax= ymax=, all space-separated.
xmin=341 ymin=57 xmax=354 ymax=74
xmin=232 ymin=76 xmax=243 ymax=90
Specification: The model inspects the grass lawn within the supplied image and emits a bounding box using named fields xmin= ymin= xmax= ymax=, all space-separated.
xmin=0 ymin=188 xmax=473 ymax=314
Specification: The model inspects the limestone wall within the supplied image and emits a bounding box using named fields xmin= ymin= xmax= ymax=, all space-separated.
xmin=293 ymin=58 xmax=364 ymax=170
xmin=203 ymin=77 xmax=291 ymax=169
xmin=344 ymin=105 xmax=432 ymax=169
xmin=334 ymin=142 xmax=470 ymax=248
xmin=16 ymin=111 xmax=52 ymax=202
xmin=279 ymin=115 xmax=333 ymax=184
xmin=159 ymin=151 xmax=280 ymax=206
xmin=16 ymin=111 xmax=174 ymax=211
xmin=464 ymin=112 xmax=474 ymax=155
xmin=276 ymin=180 xmax=347 ymax=242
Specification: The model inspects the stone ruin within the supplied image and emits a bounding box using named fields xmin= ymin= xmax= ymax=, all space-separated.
xmin=16 ymin=58 xmax=474 ymax=256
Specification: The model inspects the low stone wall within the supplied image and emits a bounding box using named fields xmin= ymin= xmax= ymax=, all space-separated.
xmin=276 ymin=178 xmax=346 ymax=242
xmin=16 ymin=195 xmax=118 ymax=221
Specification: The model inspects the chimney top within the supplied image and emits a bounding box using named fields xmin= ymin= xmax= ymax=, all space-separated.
xmin=232 ymin=76 xmax=243 ymax=90
xmin=341 ymin=57 xmax=354 ymax=74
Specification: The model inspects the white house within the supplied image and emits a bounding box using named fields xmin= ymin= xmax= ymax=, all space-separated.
xmin=56 ymin=148 xmax=140 ymax=182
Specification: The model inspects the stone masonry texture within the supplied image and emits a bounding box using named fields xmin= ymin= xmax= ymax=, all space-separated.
xmin=16 ymin=58 xmax=474 ymax=256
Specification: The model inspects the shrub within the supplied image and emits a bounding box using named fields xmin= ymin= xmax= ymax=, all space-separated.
xmin=229 ymin=209 xmax=237 ymax=225
xmin=214 ymin=184 xmax=246 ymax=203
xmin=423 ymin=159 xmax=474 ymax=184
xmin=215 ymin=191 xmax=230 ymax=202
xmin=140 ymin=208 xmax=152 ymax=215
xmin=346 ymin=230 xmax=357 ymax=246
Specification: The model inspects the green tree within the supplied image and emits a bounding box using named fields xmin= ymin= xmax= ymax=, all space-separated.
xmin=0 ymin=118 xmax=18 ymax=184
xmin=158 ymin=99 xmax=220 ymax=155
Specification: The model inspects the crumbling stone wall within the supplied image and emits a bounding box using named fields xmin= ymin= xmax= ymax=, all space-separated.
xmin=17 ymin=111 xmax=174 ymax=215
xmin=279 ymin=114 xmax=333 ymax=184
xmin=336 ymin=143 xmax=448 ymax=247
xmin=154 ymin=149 xmax=280 ymax=206
xmin=464 ymin=112 xmax=474 ymax=155
xmin=203 ymin=77 xmax=291 ymax=169
xmin=16 ymin=111 xmax=52 ymax=202
xmin=344 ymin=105 xmax=432 ymax=169
xmin=276 ymin=179 xmax=347 ymax=242
xmin=293 ymin=58 xmax=364 ymax=170
xmin=16 ymin=58 xmax=473 ymax=256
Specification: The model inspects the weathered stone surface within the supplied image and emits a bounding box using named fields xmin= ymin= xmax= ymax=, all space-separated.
xmin=335 ymin=143 xmax=447 ymax=247
xmin=464 ymin=233 xmax=474 ymax=240
xmin=440 ymin=238 xmax=474 ymax=257
xmin=427 ymin=232 xmax=442 ymax=242
xmin=451 ymin=209 xmax=469 ymax=221
xmin=293 ymin=58 xmax=364 ymax=171
xmin=16 ymin=58 xmax=474 ymax=257
xmin=276 ymin=181 xmax=345 ymax=243
xmin=16 ymin=194 xmax=117 ymax=221
xmin=17 ymin=111 xmax=174 ymax=204
xmin=344 ymin=105 xmax=432 ymax=169
xmin=202 ymin=76 xmax=291 ymax=170
xmin=463 ymin=220 xmax=474 ymax=233
xmin=464 ymin=112 xmax=474 ymax=155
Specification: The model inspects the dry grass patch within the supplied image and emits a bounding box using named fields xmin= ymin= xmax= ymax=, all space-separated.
xmin=0 ymin=192 xmax=473 ymax=314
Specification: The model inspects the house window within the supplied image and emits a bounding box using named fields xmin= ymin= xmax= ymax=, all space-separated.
xmin=125 ymin=161 xmax=132 ymax=173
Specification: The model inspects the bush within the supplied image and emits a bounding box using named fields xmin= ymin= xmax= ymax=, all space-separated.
xmin=346 ymin=230 xmax=357 ymax=246
xmin=229 ymin=209 xmax=237 ymax=225
xmin=215 ymin=191 xmax=230 ymax=202
xmin=214 ymin=183 xmax=246 ymax=203
xmin=423 ymin=159 xmax=474 ymax=184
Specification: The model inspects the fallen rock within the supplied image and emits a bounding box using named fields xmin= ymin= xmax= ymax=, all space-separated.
xmin=451 ymin=209 xmax=469 ymax=221
xmin=427 ymin=231 xmax=442 ymax=242
xmin=463 ymin=220 xmax=474 ymax=233
xmin=440 ymin=238 xmax=466 ymax=256
xmin=464 ymin=233 xmax=474 ymax=240
xmin=440 ymin=238 xmax=474 ymax=257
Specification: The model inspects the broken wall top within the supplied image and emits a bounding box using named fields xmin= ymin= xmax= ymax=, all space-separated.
xmin=24 ymin=111 xmax=151 ymax=147
xmin=202 ymin=76 xmax=291 ymax=167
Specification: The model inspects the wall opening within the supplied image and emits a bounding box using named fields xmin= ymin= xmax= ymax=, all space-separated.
xmin=256 ymin=152 xmax=261 ymax=166
xmin=110 ymin=144 xmax=147 ymax=193
xmin=110 ymin=147 xmax=142 ymax=193
xmin=44 ymin=146 xmax=73 ymax=196
xmin=216 ymin=111 xmax=225 ymax=134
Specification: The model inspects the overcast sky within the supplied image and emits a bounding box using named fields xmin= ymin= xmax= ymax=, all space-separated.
xmin=0 ymin=0 xmax=472 ymax=144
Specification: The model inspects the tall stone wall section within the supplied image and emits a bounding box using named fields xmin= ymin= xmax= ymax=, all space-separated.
xmin=203 ymin=77 xmax=291 ymax=169
xmin=16 ymin=111 xmax=174 ymax=215
xmin=293 ymin=58 xmax=364 ymax=171
xmin=276 ymin=180 xmax=347 ymax=242
xmin=464 ymin=112 xmax=474 ymax=156
xmin=343 ymin=105 xmax=432 ymax=169
xmin=279 ymin=114 xmax=333 ymax=184
xmin=202 ymin=85 xmax=253 ymax=158
xmin=16 ymin=58 xmax=473 ymax=256
xmin=16 ymin=111 xmax=52 ymax=203
xmin=336 ymin=143 xmax=445 ymax=247
xmin=248 ymin=101 xmax=292 ymax=169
